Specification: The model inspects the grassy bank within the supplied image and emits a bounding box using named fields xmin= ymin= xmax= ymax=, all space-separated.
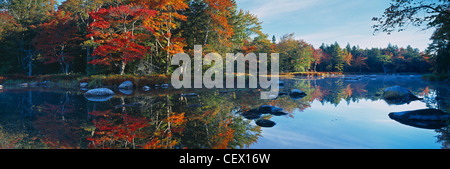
xmin=79 ymin=74 xmax=170 ymax=88
xmin=0 ymin=73 xmax=171 ymax=89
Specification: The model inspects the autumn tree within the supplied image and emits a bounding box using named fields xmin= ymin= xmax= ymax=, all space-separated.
xmin=312 ymin=48 xmax=325 ymax=72
xmin=131 ymin=0 xmax=188 ymax=74
xmin=33 ymin=11 xmax=79 ymax=74
xmin=88 ymin=5 xmax=157 ymax=75
xmin=0 ymin=0 xmax=57 ymax=75
xmin=203 ymin=0 xmax=235 ymax=49
xmin=58 ymin=0 xmax=124 ymax=74
xmin=353 ymin=55 xmax=369 ymax=73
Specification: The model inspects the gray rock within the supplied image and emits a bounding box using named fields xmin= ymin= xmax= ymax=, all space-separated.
xmin=80 ymin=82 xmax=88 ymax=88
xmin=118 ymin=80 xmax=133 ymax=89
xmin=84 ymin=88 xmax=115 ymax=102
xmin=242 ymin=109 xmax=261 ymax=120
xmin=181 ymin=93 xmax=199 ymax=97
xmin=119 ymin=88 xmax=133 ymax=95
xmin=258 ymin=105 xmax=276 ymax=114
xmin=383 ymin=86 xmax=420 ymax=104
xmin=389 ymin=109 xmax=450 ymax=129
xmin=289 ymin=89 xmax=307 ymax=100
xmin=143 ymin=86 xmax=150 ymax=91
xmin=255 ymin=119 xmax=276 ymax=128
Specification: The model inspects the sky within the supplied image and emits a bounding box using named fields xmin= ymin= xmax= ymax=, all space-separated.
xmin=235 ymin=0 xmax=435 ymax=51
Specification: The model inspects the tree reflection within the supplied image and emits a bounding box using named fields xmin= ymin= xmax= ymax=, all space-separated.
xmin=0 ymin=75 xmax=449 ymax=149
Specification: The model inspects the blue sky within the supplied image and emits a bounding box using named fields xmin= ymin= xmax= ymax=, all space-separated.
xmin=235 ymin=0 xmax=434 ymax=51
xmin=55 ymin=0 xmax=433 ymax=50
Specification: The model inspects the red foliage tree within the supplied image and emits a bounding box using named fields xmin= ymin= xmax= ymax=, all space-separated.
xmin=88 ymin=5 xmax=157 ymax=75
xmin=33 ymin=11 xmax=79 ymax=74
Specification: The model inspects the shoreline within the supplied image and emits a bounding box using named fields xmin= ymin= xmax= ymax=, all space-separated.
xmin=0 ymin=72 xmax=446 ymax=91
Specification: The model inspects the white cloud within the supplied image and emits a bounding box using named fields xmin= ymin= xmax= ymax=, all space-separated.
xmin=238 ymin=0 xmax=323 ymax=19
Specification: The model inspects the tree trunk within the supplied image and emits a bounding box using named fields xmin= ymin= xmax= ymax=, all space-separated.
xmin=120 ymin=61 xmax=126 ymax=75
xmin=382 ymin=64 xmax=387 ymax=74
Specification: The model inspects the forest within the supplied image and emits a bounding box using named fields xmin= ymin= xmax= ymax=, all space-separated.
xmin=0 ymin=0 xmax=448 ymax=79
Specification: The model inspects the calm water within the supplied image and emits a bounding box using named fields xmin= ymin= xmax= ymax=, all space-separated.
xmin=0 ymin=75 xmax=449 ymax=149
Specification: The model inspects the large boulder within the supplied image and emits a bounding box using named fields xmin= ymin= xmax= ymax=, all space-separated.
xmin=84 ymin=88 xmax=115 ymax=102
xmin=382 ymin=86 xmax=420 ymax=104
xmin=118 ymin=80 xmax=133 ymax=89
xmin=389 ymin=109 xmax=450 ymax=129
xmin=242 ymin=109 xmax=262 ymax=120
xmin=255 ymin=119 xmax=276 ymax=128
xmin=289 ymin=89 xmax=307 ymax=100
xmin=241 ymin=105 xmax=287 ymax=120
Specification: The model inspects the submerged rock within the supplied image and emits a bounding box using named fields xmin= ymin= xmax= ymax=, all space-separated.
xmin=181 ymin=93 xmax=199 ymax=97
xmin=84 ymin=88 xmax=115 ymax=102
xmin=80 ymin=82 xmax=88 ymax=88
xmin=271 ymin=108 xmax=288 ymax=116
xmin=389 ymin=108 xmax=450 ymax=129
xmin=255 ymin=119 xmax=276 ymax=128
xmin=289 ymin=89 xmax=307 ymax=100
xmin=119 ymin=88 xmax=133 ymax=95
xmin=242 ymin=109 xmax=261 ymax=120
xmin=343 ymin=76 xmax=362 ymax=82
xmin=258 ymin=105 xmax=275 ymax=114
xmin=142 ymin=86 xmax=150 ymax=91
xmin=161 ymin=84 xmax=169 ymax=89
xmin=118 ymin=80 xmax=133 ymax=89
xmin=18 ymin=83 xmax=28 ymax=88
xmin=241 ymin=105 xmax=287 ymax=120
xmin=258 ymin=105 xmax=286 ymax=115
xmin=382 ymin=86 xmax=421 ymax=104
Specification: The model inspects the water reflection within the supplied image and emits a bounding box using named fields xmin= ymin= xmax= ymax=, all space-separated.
xmin=0 ymin=75 xmax=449 ymax=149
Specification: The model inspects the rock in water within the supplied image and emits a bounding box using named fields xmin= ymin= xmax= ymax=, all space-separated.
xmin=242 ymin=109 xmax=262 ymax=120
xmin=19 ymin=83 xmax=28 ymax=88
xmin=118 ymin=80 xmax=133 ymax=89
xmin=389 ymin=109 xmax=450 ymax=129
xmin=84 ymin=88 xmax=115 ymax=102
xmin=255 ymin=119 xmax=276 ymax=128
xmin=258 ymin=105 xmax=275 ymax=114
xmin=80 ymin=82 xmax=88 ymax=88
xmin=161 ymin=84 xmax=169 ymax=89
xmin=382 ymin=86 xmax=420 ymax=104
xmin=289 ymin=89 xmax=307 ymax=100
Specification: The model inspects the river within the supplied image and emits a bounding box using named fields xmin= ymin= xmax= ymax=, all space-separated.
xmin=0 ymin=75 xmax=449 ymax=149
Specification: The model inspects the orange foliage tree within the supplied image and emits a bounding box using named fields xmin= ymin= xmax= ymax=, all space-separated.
xmin=203 ymin=0 xmax=235 ymax=47
xmin=131 ymin=0 xmax=188 ymax=74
